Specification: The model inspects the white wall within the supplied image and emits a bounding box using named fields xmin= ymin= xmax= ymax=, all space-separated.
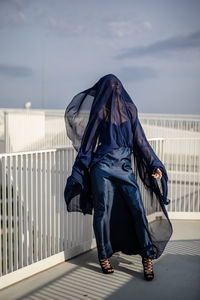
xmin=4 ymin=110 xmax=45 ymax=152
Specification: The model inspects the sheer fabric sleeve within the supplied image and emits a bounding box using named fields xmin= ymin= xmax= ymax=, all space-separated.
xmin=64 ymin=109 xmax=103 ymax=215
xmin=132 ymin=111 xmax=170 ymax=205
xmin=133 ymin=115 xmax=165 ymax=173
xmin=70 ymin=110 xmax=103 ymax=186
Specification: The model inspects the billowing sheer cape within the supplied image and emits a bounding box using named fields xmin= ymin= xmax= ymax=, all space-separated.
xmin=64 ymin=74 xmax=173 ymax=258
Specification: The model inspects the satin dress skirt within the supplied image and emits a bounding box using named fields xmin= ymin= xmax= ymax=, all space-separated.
xmin=90 ymin=147 xmax=156 ymax=260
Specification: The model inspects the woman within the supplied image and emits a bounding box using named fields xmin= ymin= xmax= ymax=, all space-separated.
xmin=64 ymin=74 xmax=173 ymax=281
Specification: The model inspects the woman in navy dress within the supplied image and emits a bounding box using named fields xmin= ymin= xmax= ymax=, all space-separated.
xmin=64 ymin=74 xmax=173 ymax=280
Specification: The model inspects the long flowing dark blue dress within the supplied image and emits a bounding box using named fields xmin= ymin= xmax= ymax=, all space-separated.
xmin=64 ymin=74 xmax=173 ymax=260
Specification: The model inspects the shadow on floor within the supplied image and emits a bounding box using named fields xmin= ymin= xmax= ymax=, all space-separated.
xmin=0 ymin=238 xmax=199 ymax=300
xmin=1 ymin=219 xmax=200 ymax=300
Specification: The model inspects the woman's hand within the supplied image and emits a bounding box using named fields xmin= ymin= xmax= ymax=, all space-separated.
xmin=152 ymin=168 xmax=162 ymax=180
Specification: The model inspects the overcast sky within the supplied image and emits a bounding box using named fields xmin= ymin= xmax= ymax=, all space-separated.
xmin=0 ymin=0 xmax=200 ymax=114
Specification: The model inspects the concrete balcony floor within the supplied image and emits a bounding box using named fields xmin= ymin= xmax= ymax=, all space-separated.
xmin=1 ymin=219 xmax=200 ymax=300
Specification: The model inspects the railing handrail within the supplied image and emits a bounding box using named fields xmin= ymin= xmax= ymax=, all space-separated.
xmin=0 ymin=146 xmax=74 ymax=158
xmin=0 ymin=137 xmax=199 ymax=158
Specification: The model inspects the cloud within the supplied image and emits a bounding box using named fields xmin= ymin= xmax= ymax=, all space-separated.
xmin=10 ymin=11 xmax=27 ymax=24
xmin=116 ymin=31 xmax=200 ymax=59
xmin=0 ymin=0 xmax=30 ymax=28
xmin=143 ymin=21 xmax=152 ymax=30
xmin=0 ymin=64 xmax=33 ymax=77
xmin=107 ymin=18 xmax=153 ymax=39
xmin=12 ymin=0 xmax=27 ymax=8
xmin=108 ymin=20 xmax=134 ymax=37
xmin=118 ymin=66 xmax=158 ymax=82
xmin=46 ymin=16 xmax=84 ymax=37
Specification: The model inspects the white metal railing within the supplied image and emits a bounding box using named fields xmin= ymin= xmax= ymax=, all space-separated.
xmin=163 ymin=138 xmax=200 ymax=216
xmin=0 ymin=147 xmax=95 ymax=285
xmin=0 ymin=137 xmax=199 ymax=288
xmin=136 ymin=138 xmax=200 ymax=218
xmin=139 ymin=113 xmax=200 ymax=133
